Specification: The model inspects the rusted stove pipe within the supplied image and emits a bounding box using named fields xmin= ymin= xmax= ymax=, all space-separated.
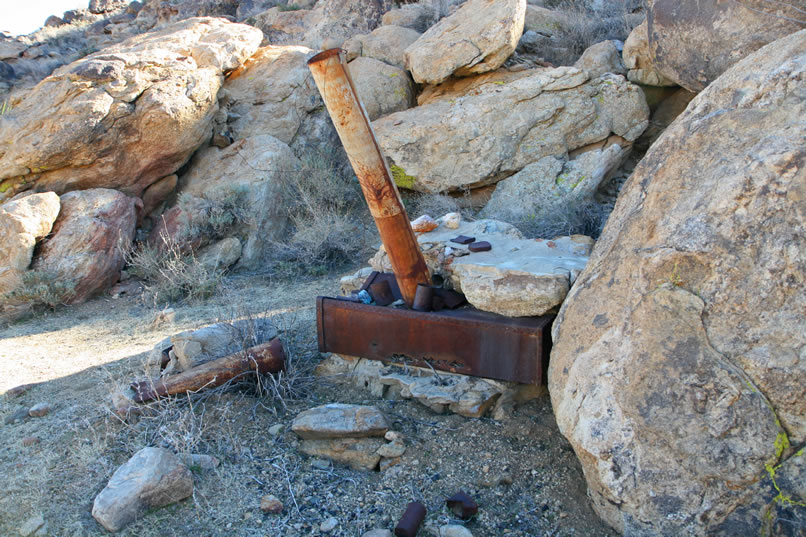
xmin=307 ymin=49 xmax=431 ymax=306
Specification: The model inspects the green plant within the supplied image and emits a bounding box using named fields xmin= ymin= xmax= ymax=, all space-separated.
xmin=176 ymin=187 xmax=250 ymax=245
xmin=0 ymin=100 xmax=10 ymax=115
xmin=278 ymin=3 xmax=303 ymax=11
xmin=1 ymin=270 xmax=76 ymax=309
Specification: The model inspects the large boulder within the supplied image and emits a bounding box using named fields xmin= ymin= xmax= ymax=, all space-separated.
xmin=622 ymin=20 xmax=676 ymax=87
xmin=347 ymin=57 xmax=415 ymax=121
xmin=404 ymin=0 xmax=527 ymax=85
xmin=549 ymin=30 xmax=806 ymax=536
xmin=343 ymin=25 xmax=421 ymax=69
xmin=373 ymin=67 xmax=648 ymax=193
xmin=33 ymin=189 xmax=138 ymax=304
xmin=177 ymin=134 xmax=303 ymax=269
xmin=220 ymin=45 xmax=338 ymax=155
xmin=0 ymin=193 xmax=60 ymax=298
xmin=481 ymin=137 xmax=629 ymax=230
xmin=646 ymin=0 xmax=804 ymax=92
xmin=253 ymin=0 xmax=394 ymax=49
xmin=0 ymin=18 xmax=263 ymax=202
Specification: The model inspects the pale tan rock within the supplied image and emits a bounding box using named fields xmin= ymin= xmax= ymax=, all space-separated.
xmin=299 ymin=437 xmax=384 ymax=471
xmin=417 ymin=68 xmax=533 ymax=106
xmin=339 ymin=266 xmax=374 ymax=296
xmin=381 ymin=4 xmax=437 ymax=33
xmin=0 ymin=192 xmax=60 ymax=297
xmin=260 ymin=494 xmax=283 ymax=514
xmin=376 ymin=440 xmax=406 ymax=458
xmin=440 ymin=212 xmax=461 ymax=229
xmin=141 ymin=174 xmax=177 ymax=219
xmin=524 ymin=5 xmax=571 ymax=36
xmin=32 ymin=189 xmax=137 ymax=304
xmin=292 ymin=404 xmax=389 ymax=439
xmin=196 ymin=237 xmax=241 ymax=272
xmin=0 ymin=18 xmax=263 ymax=202
xmin=348 ymin=57 xmax=415 ymax=121
xmin=647 ymin=0 xmax=804 ymax=92
xmin=345 ymin=25 xmax=421 ymax=69
xmin=179 ymin=135 xmax=302 ymax=269
xmin=374 ymin=68 xmax=647 ymax=193
xmin=404 ymin=0 xmax=527 ymax=85
xmin=573 ymin=40 xmax=625 ymax=78
xmin=622 ymin=21 xmax=677 ymax=87
xmin=92 ymin=447 xmax=193 ymax=532
xmin=549 ymin=30 xmax=806 ymax=536
xmin=481 ymin=138 xmax=630 ymax=227
xmin=410 ymin=214 xmax=438 ymax=233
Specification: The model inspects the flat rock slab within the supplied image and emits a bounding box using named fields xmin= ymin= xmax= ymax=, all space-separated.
xmin=92 ymin=447 xmax=193 ymax=532
xmin=299 ymin=437 xmax=385 ymax=471
xmin=292 ymin=404 xmax=389 ymax=440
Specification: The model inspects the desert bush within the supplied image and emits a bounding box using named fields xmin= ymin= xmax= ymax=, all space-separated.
xmin=176 ymin=187 xmax=251 ymax=245
xmin=123 ymin=232 xmax=224 ymax=306
xmin=1 ymin=270 xmax=76 ymax=308
xmin=506 ymin=201 xmax=610 ymax=239
xmin=267 ymin=150 xmax=374 ymax=278
xmin=403 ymin=191 xmax=463 ymax=220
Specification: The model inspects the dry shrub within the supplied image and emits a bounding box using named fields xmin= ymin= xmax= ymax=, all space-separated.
xmin=507 ymin=201 xmax=610 ymax=239
xmin=1 ymin=270 xmax=76 ymax=309
xmin=267 ymin=150 xmax=375 ymax=278
xmin=175 ymin=187 xmax=251 ymax=245
xmin=123 ymin=232 xmax=224 ymax=307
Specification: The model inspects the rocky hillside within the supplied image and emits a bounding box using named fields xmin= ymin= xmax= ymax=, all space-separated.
xmin=1 ymin=0 xmax=804 ymax=536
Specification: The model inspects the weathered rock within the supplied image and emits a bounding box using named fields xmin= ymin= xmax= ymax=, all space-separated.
xmin=221 ymin=45 xmax=339 ymax=155
xmin=339 ymin=266 xmax=374 ymax=296
xmin=374 ymin=68 xmax=647 ymax=193
xmin=344 ymin=25 xmax=421 ymax=69
xmin=440 ymin=525 xmax=474 ymax=537
xmin=155 ymin=317 xmax=278 ymax=375
xmin=177 ymin=135 xmax=302 ymax=269
xmin=0 ymin=18 xmax=263 ymax=202
xmin=524 ymin=5 xmax=571 ymax=36
xmin=33 ymin=189 xmax=137 ymax=304
xmin=178 ymin=453 xmax=220 ymax=470
xmin=405 ymin=0 xmax=527 ymax=85
xmin=299 ymin=437 xmax=384 ymax=471
xmin=17 ymin=513 xmax=45 ymax=537
xmin=320 ymin=517 xmax=339 ymax=532
xmin=622 ymin=20 xmax=676 ymax=87
xmin=549 ymin=30 xmax=806 ymax=536
xmin=362 ymin=530 xmax=394 ymax=537
xmin=646 ymin=0 xmax=804 ymax=92
xmin=371 ymin=218 xmax=593 ymax=316
xmin=27 ymin=403 xmax=50 ymax=417
xmin=416 ymin=68 xmax=533 ymax=106
xmin=92 ymin=447 xmax=193 ymax=532
xmin=381 ymin=4 xmax=438 ymax=33
xmin=260 ymin=494 xmax=284 ymax=514
xmin=573 ymin=40 xmax=625 ymax=79
xmin=481 ymin=138 xmax=629 ymax=228
xmin=196 ymin=237 xmax=241 ymax=272
xmin=88 ymin=0 xmax=129 ymax=14
xmin=253 ymin=0 xmax=394 ymax=50
xmin=141 ymin=174 xmax=177 ymax=220
xmin=634 ymin=87 xmax=696 ymax=152
xmin=0 ymin=192 xmax=60 ymax=298
xmin=377 ymin=440 xmax=406 ymax=458
xmin=292 ymin=404 xmax=389 ymax=439
xmin=347 ymin=57 xmax=415 ymax=121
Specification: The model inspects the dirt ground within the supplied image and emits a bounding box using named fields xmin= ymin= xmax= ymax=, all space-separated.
xmin=0 ymin=268 xmax=617 ymax=537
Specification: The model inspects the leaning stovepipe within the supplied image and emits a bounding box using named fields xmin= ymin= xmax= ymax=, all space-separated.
xmin=307 ymin=49 xmax=431 ymax=306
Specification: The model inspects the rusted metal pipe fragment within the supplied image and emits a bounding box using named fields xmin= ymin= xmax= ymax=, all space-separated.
xmin=307 ymin=49 xmax=431 ymax=307
xmin=131 ymin=338 xmax=286 ymax=403
xmin=446 ymin=491 xmax=478 ymax=520
xmin=412 ymin=284 xmax=434 ymax=312
xmin=369 ymin=280 xmax=395 ymax=306
xmin=468 ymin=241 xmax=492 ymax=252
xmin=395 ymin=501 xmax=426 ymax=537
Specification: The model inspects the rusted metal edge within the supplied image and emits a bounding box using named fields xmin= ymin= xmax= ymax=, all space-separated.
xmin=317 ymin=297 xmax=553 ymax=384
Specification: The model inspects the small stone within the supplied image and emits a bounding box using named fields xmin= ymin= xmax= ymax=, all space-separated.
xmin=4 ymin=408 xmax=29 ymax=424
xmin=411 ymin=214 xmax=438 ymax=233
xmin=377 ymin=441 xmax=406 ymax=458
xmin=320 ymin=517 xmax=339 ymax=532
xmin=268 ymin=423 xmax=284 ymax=435
xmin=260 ymin=494 xmax=283 ymax=514
xmin=22 ymin=436 xmax=40 ymax=447
xmin=291 ymin=404 xmax=389 ymax=440
xmin=384 ymin=430 xmax=402 ymax=442
xmin=18 ymin=513 xmax=45 ymax=537
xmin=442 ymin=212 xmax=461 ymax=229
xmin=28 ymin=403 xmax=50 ymax=417
xmin=5 ymin=383 xmax=35 ymax=398
xmin=362 ymin=530 xmax=394 ymax=537
xmin=179 ymin=453 xmax=220 ymax=470
xmin=312 ymin=458 xmax=331 ymax=470
xmin=379 ymin=457 xmax=402 ymax=472
xmin=439 ymin=524 xmax=474 ymax=537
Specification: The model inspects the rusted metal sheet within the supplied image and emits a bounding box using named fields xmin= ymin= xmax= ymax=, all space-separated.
xmin=307 ymin=49 xmax=431 ymax=306
xmin=317 ymin=297 xmax=553 ymax=384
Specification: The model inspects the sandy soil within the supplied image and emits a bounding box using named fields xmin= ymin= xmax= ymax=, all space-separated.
xmin=0 ymin=269 xmax=616 ymax=537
